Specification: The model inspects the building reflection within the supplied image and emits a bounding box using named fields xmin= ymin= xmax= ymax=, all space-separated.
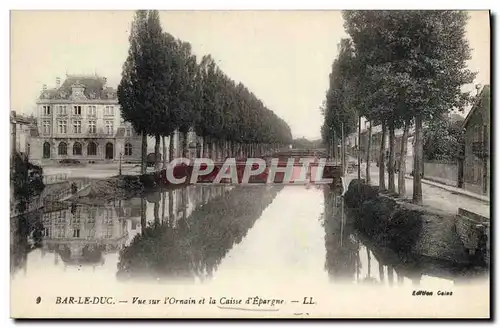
xmin=10 ymin=185 xmax=235 ymax=275
xmin=40 ymin=204 xmax=129 ymax=269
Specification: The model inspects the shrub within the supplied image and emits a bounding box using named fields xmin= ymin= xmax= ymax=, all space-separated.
xmin=344 ymin=179 xmax=378 ymax=209
xmin=386 ymin=208 xmax=423 ymax=254
xmin=357 ymin=196 xmax=398 ymax=240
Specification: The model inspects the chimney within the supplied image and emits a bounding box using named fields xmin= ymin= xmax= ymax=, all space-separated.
xmin=42 ymin=84 xmax=47 ymax=91
xmin=102 ymin=77 xmax=107 ymax=89
xmin=56 ymin=77 xmax=61 ymax=88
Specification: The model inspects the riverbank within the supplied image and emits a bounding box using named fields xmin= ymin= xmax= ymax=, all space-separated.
xmin=343 ymin=179 xmax=488 ymax=267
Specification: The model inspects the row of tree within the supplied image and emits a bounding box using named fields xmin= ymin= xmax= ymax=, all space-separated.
xmin=321 ymin=11 xmax=476 ymax=204
xmin=118 ymin=10 xmax=293 ymax=174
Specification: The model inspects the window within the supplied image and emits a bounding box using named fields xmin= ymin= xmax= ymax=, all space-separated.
xmin=27 ymin=144 xmax=30 ymax=156
xmin=73 ymin=229 xmax=80 ymax=238
xmin=88 ymin=105 xmax=97 ymax=117
xmin=105 ymin=226 xmax=113 ymax=239
xmin=125 ymin=128 xmax=131 ymax=137
xmin=88 ymin=120 xmax=96 ymax=134
xmin=73 ymin=105 xmax=82 ymax=115
xmin=73 ymin=142 xmax=82 ymax=155
xmin=43 ymin=142 xmax=51 ymax=158
xmin=104 ymin=106 xmax=114 ymax=116
xmin=42 ymin=105 xmax=51 ymax=115
xmin=57 ymin=105 xmax=67 ymax=115
xmin=58 ymin=120 xmax=67 ymax=134
xmin=87 ymin=142 xmax=97 ymax=156
xmin=105 ymin=120 xmax=114 ymax=135
xmin=73 ymin=120 xmax=81 ymax=133
xmin=125 ymin=143 xmax=132 ymax=156
xmin=42 ymin=120 xmax=51 ymax=134
xmin=58 ymin=142 xmax=67 ymax=155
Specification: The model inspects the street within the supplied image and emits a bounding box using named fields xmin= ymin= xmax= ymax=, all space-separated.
xmin=359 ymin=163 xmax=489 ymax=218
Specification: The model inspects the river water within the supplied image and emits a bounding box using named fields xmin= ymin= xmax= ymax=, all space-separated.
xmin=10 ymin=184 xmax=489 ymax=317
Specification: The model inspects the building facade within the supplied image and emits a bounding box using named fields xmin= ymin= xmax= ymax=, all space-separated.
xmin=10 ymin=110 xmax=37 ymax=158
xmin=463 ymin=85 xmax=490 ymax=195
xmin=31 ymin=75 xmax=142 ymax=164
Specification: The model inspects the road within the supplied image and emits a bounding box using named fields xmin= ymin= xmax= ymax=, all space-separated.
xmin=42 ymin=163 xmax=144 ymax=179
xmin=359 ymin=163 xmax=489 ymax=218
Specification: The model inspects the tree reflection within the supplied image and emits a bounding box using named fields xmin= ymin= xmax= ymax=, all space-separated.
xmin=323 ymin=184 xmax=481 ymax=286
xmin=323 ymin=185 xmax=359 ymax=284
xmin=117 ymin=186 xmax=282 ymax=282
xmin=10 ymin=153 xmax=45 ymax=275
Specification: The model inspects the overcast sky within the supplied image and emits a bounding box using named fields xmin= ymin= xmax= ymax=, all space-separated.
xmin=11 ymin=10 xmax=490 ymax=139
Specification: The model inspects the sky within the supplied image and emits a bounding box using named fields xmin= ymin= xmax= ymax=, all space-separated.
xmin=10 ymin=10 xmax=490 ymax=140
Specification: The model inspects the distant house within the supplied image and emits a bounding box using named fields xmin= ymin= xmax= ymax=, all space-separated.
xmin=10 ymin=110 xmax=37 ymax=158
xmin=462 ymin=85 xmax=491 ymax=195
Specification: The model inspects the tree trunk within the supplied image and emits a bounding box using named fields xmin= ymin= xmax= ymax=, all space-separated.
xmin=398 ymin=121 xmax=409 ymax=196
xmin=162 ymin=136 xmax=167 ymax=169
xmin=388 ymin=124 xmax=395 ymax=194
xmin=140 ymin=196 xmax=146 ymax=234
xmin=357 ymin=115 xmax=361 ymax=179
xmin=182 ymin=131 xmax=189 ymax=158
xmin=379 ymin=122 xmax=386 ymax=191
xmin=413 ymin=115 xmax=423 ymax=204
xmin=458 ymin=153 xmax=464 ymax=188
xmin=154 ymin=200 xmax=160 ymax=227
xmin=342 ymin=125 xmax=346 ymax=176
xmin=222 ymin=140 xmax=227 ymax=159
xmin=168 ymin=190 xmax=174 ymax=227
xmin=169 ymin=132 xmax=175 ymax=162
xmin=154 ymin=134 xmax=161 ymax=172
xmin=366 ymin=122 xmax=372 ymax=184
xmin=332 ymin=130 xmax=337 ymax=163
xmin=161 ymin=191 xmax=166 ymax=224
xmin=141 ymin=131 xmax=147 ymax=175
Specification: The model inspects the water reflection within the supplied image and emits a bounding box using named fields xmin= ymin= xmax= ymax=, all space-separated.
xmin=118 ymin=185 xmax=282 ymax=282
xmin=11 ymin=183 xmax=487 ymax=289
xmin=322 ymin=185 xmax=488 ymax=287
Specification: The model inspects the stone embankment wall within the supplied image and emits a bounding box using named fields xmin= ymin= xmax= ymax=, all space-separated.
xmin=343 ymin=179 xmax=488 ymax=266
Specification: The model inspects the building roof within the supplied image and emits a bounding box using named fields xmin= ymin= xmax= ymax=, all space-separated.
xmin=11 ymin=111 xmax=36 ymax=125
xmin=463 ymin=85 xmax=491 ymax=128
xmin=38 ymin=75 xmax=117 ymax=100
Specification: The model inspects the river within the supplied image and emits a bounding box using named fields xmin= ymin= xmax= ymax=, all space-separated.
xmin=10 ymin=184 xmax=489 ymax=317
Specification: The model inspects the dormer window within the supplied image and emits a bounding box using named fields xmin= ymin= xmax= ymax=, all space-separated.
xmin=70 ymin=81 xmax=87 ymax=100
xmin=73 ymin=106 xmax=82 ymax=115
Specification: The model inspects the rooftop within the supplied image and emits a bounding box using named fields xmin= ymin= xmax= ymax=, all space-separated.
xmin=38 ymin=74 xmax=117 ymax=101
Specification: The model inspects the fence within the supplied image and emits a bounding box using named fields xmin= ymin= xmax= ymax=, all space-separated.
xmin=43 ymin=173 xmax=69 ymax=185
xmin=11 ymin=177 xmax=92 ymax=217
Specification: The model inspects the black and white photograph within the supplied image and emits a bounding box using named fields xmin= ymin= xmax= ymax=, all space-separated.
xmin=9 ymin=9 xmax=491 ymax=319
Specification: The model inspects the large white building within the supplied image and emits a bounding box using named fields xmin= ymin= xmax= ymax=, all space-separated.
xmin=31 ymin=74 xmax=143 ymax=164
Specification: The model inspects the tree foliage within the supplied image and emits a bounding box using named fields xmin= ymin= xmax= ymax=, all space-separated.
xmin=119 ymin=10 xmax=293 ymax=163
xmin=424 ymin=115 xmax=465 ymax=162
xmin=343 ymin=10 xmax=476 ymax=124
xmin=321 ymin=38 xmax=359 ymax=144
